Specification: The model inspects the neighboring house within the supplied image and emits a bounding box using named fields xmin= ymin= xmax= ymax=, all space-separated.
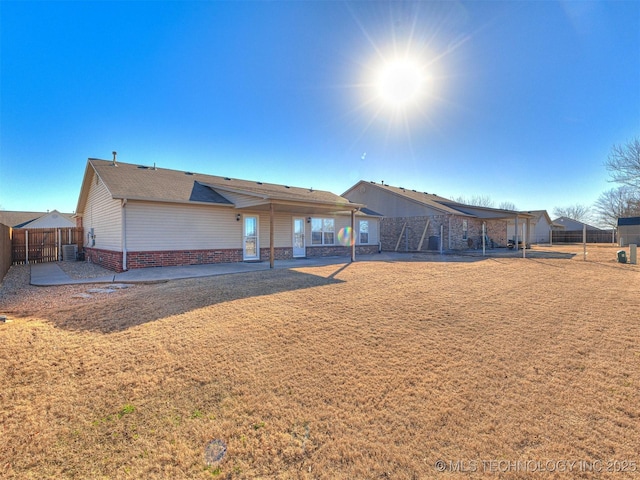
xmin=618 ymin=217 xmax=640 ymax=246
xmin=551 ymin=217 xmax=602 ymax=231
xmin=0 ymin=210 xmax=74 ymax=228
xmin=75 ymin=158 xmax=380 ymax=272
xmin=507 ymin=210 xmax=558 ymax=244
xmin=343 ymin=180 xmax=533 ymax=251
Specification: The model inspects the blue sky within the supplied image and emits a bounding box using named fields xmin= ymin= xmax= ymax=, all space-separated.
xmin=1 ymin=1 xmax=638 ymax=216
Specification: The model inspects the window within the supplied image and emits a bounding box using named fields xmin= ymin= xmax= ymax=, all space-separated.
xmin=359 ymin=220 xmax=369 ymax=244
xmin=311 ymin=218 xmax=335 ymax=245
xmin=462 ymin=219 xmax=468 ymax=240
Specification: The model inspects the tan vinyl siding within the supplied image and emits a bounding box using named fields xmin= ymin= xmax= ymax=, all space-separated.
xmin=346 ymin=186 xmax=444 ymax=217
xmin=84 ymin=172 xmax=122 ymax=251
xmin=256 ymin=213 xmax=292 ymax=248
xmin=125 ymin=201 xmax=239 ymax=251
xmin=216 ymin=190 xmax=266 ymax=209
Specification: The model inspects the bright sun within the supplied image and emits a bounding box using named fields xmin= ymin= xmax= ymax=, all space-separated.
xmin=375 ymin=57 xmax=426 ymax=108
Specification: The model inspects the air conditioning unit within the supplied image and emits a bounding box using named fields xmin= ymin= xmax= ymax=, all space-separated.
xmin=62 ymin=244 xmax=78 ymax=262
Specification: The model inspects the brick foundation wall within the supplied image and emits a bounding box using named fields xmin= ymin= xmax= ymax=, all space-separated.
xmin=85 ymin=244 xmax=382 ymax=272
xmin=259 ymin=247 xmax=293 ymax=261
xmin=305 ymin=245 xmax=379 ymax=257
xmin=127 ymin=249 xmax=244 ymax=270
xmin=381 ymin=215 xmax=508 ymax=251
xmin=85 ymin=248 xmax=124 ymax=272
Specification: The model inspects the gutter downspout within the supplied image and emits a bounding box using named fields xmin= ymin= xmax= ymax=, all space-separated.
xmin=122 ymin=199 xmax=128 ymax=271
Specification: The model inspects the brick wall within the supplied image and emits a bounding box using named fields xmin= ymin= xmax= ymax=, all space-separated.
xmin=85 ymin=248 xmax=124 ymax=272
xmin=85 ymin=244 xmax=383 ymax=272
xmin=306 ymin=245 xmax=379 ymax=257
xmin=380 ymin=215 xmax=508 ymax=251
xmin=127 ymin=249 xmax=244 ymax=270
xmin=259 ymin=247 xmax=293 ymax=261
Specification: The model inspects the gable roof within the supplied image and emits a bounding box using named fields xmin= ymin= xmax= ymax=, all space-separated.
xmin=344 ymin=180 xmax=531 ymax=219
xmin=343 ymin=181 xmax=470 ymax=216
xmin=618 ymin=216 xmax=640 ymax=226
xmin=0 ymin=210 xmax=74 ymax=228
xmin=552 ymin=216 xmax=602 ymax=231
xmin=77 ymin=159 xmax=364 ymax=214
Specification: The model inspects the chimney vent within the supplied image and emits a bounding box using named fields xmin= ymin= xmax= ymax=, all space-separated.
xmin=112 ymin=151 xmax=117 ymax=166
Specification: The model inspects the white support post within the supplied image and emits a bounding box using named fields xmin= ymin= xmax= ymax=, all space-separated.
xmin=583 ymin=224 xmax=587 ymax=261
xmin=351 ymin=209 xmax=356 ymax=262
xmin=482 ymin=222 xmax=486 ymax=257
xmin=522 ymin=223 xmax=526 ymax=258
xmin=270 ymin=203 xmax=275 ymax=269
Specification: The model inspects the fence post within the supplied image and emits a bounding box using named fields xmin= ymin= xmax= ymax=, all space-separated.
xmin=25 ymin=230 xmax=29 ymax=265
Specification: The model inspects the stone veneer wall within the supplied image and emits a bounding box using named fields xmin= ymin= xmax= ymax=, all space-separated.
xmin=380 ymin=215 xmax=508 ymax=252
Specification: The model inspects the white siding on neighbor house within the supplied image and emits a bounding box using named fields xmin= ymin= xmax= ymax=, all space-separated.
xmin=532 ymin=218 xmax=552 ymax=243
xmin=507 ymin=218 xmax=551 ymax=244
xmin=84 ymin=172 xmax=122 ymax=251
xmin=26 ymin=212 xmax=75 ymax=228
xmin=619 ymin=225 xmax=640 ymax=246
xmin=125 ymin=201 xmax=239 ymax=251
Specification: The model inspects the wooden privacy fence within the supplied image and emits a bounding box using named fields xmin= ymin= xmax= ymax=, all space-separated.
xmin=11 ymin=227 xmax=84 ymax=265
xmin=551 ymin=230 xmax=616 ymax=244
xmin=1 ymin=223 xmax=11 ymax=282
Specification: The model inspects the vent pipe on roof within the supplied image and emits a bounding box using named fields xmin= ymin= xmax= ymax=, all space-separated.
xmin=112 ymin=151 xmax=117 ymax=166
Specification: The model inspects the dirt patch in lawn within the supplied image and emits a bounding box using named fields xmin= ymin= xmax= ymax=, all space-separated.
xmin=1 ymin=246 xmax=639 ymax=479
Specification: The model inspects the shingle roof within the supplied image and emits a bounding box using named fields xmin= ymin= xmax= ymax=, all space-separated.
xmin=0 ymin=211 xmax=42 ymax=228
xmin=552 ymin=216 xmax=602 ymax=231
xmin=361 ymin=182 xmax=469 ymax=215
xmin=77 ymin=159 xmax=363 ymax=213
xmin=347 ymin=181 xmax=528 ymax=218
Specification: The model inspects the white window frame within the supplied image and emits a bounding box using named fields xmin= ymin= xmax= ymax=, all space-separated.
xmin=311 ymin=218 xmax=335 ymax=245
xmin=359 ymin=220 xmax=369 ymax=244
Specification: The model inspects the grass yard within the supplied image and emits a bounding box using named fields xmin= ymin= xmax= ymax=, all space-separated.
xmin=1 ymin=245 xmax=639 ymax=479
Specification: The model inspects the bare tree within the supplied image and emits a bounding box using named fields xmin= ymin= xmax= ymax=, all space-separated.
xmin=552 ymin=204 xmax=593 ymax=223
xmin=452 ymin=195 xmax=494 ymax=207
xmin=498 ymin=201 xmax=518 ymax=211
xmin=593 ymin=186 xmax=640 ymax=229
xmin=605 ymin=137 xmax=640 ymax=189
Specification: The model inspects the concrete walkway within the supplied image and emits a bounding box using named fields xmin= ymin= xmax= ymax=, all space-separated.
xmin=29 ymin=254 xmax=400 ymax=286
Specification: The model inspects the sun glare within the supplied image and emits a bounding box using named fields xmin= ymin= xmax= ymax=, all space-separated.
xmin=375 ymin=57 xmax=427 ymax=109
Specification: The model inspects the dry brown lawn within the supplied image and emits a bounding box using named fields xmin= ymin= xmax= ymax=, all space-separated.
xmin=1 ymin=244 xmax=639 ymax=479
